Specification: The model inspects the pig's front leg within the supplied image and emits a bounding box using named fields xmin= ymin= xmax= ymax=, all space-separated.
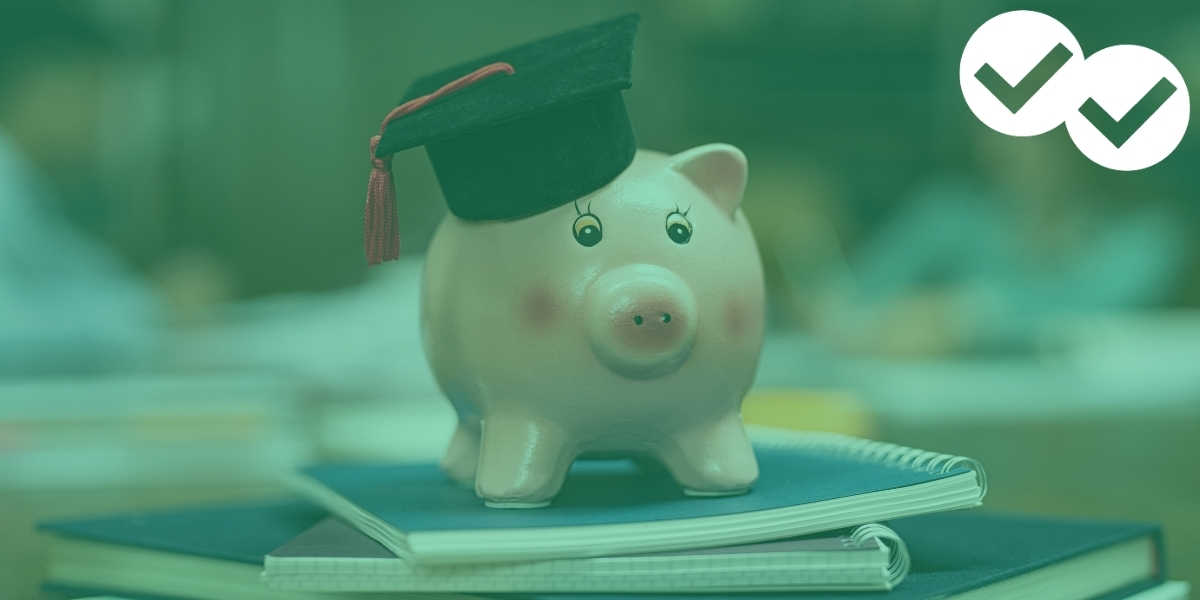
xmin=440 ymin=418 xmax=481 ymax=486
xmin=659 ymin=414 xmax=759 ymax=496
xmin=475 ymin=416 xmax=573 ymax=508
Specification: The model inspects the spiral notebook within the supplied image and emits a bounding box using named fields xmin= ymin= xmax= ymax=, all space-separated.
xmin=39 ymin=502 xmax=1166 ymax=600
xmin=263 ymin=519 xmax=909 ymax=592
xmin=285 ymin=427 xmax=988 ymax=565
xmin=527 ymin=512 xmax=1167 ymax=600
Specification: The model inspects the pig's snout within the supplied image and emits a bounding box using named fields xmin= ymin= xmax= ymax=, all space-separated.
xmin=585 ymin=265 xmax=698 ymax=380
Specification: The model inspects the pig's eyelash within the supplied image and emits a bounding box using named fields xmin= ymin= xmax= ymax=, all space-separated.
xmin=669 ymin=204 xmax=692 ymax=217
xmin=575 ymin=200 xmax=598 ymax=218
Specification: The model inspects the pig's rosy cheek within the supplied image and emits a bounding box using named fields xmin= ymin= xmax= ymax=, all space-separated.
xmin=724 ymin=298 xmax=746 ymax=339
xmin=522 ymin=285 xmax=560 ymax=329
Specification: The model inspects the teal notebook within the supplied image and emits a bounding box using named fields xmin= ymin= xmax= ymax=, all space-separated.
xmin=40 ymin=501 xmax=1164 ymax=600
xmin=286 ymin=428 xmax=988 ymax=564
xmin=39 ymin=500 xmax=437 ymax=600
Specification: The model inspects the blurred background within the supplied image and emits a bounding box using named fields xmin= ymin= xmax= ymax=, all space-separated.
xmin=1 ymin=0 xmax=1198 ymax=597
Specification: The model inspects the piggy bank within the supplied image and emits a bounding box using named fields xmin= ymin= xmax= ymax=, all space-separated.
xmin=422 ymin=143 xmax=765 ymax=507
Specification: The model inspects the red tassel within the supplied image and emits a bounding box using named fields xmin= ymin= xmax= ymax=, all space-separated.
xmin=364 ymin=61 xmax=515 ymax=266
xmin=365 ymin=136 xmax=399 ymax=266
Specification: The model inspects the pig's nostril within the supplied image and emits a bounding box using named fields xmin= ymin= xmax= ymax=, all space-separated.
xmin=633 ymin=315 xmax=643 ymax=325
xmin=662 ymin=313 xmax=671 ymax=323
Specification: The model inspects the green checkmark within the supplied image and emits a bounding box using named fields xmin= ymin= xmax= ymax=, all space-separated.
xmin=1077 ymin=77 xmax=1178 ymax=148
xmin=975 ymin=43 xmax=1074 ymax=113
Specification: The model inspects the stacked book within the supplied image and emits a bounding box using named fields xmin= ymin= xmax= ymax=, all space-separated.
xmin=39 ymin=428 xmax=1187 ymax=600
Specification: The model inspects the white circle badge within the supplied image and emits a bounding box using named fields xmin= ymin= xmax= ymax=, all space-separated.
xmin=1064 ymin=45 xmax=1190 ymax=171
xmin=960 ymin=11 xmax=1086 ymax=137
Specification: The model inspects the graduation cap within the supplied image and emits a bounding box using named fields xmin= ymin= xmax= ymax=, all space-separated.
xmin=365 ymin=14 xmax=640 ymax=265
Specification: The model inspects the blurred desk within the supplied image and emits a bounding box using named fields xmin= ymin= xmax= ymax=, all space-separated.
xmin=0 ymin=373 xmax=316 ymax=599
xmin=882 ymin=415 xmax=1200 ymax=593
xmin=756 ymin=325 xmax=1200 ymax=590
xmin=0 ymin=374 xmax=315 ymax=488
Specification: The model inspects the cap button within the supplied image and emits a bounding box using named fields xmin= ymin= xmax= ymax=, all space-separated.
xmin=369 ymin=135 xmax=391 ymax=170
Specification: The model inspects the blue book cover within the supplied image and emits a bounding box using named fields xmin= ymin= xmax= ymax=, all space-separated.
xmin=286 ymin=430 xmax=989 ymax=563
xmin=40 ymin=501 xmax=1164 ymax=600
xmin=39 ymin=499 xmax=324 ymax=565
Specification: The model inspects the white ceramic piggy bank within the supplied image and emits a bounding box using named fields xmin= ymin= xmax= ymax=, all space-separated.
xmin=422 ymin=144 xmax=765 ymax=507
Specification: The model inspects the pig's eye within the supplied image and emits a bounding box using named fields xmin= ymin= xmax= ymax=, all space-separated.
xmin=666 ymin=212 xmax=693 ymax=245
xmin=573 ymin=213 xmax=603 ymax=247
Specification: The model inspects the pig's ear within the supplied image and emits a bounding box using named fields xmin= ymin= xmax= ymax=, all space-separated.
xmin=668 ymin=144 xmax=747 ymax=218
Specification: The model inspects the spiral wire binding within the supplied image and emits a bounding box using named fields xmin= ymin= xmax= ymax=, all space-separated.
xmin=851 ymin=522 xmax=911 ymax=588
xmin=746 ymin=426 xmax=988 ymax=498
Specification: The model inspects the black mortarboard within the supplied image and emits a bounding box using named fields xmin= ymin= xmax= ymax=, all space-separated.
xmin=364 ymin=14 xmax=640 ymax=265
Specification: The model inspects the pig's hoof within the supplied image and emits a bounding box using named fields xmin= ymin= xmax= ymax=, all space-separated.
xmin=484 ymin=500 xmax=552 ymax=509
xmin=683 ymin=487 xmax=750 ymax=498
